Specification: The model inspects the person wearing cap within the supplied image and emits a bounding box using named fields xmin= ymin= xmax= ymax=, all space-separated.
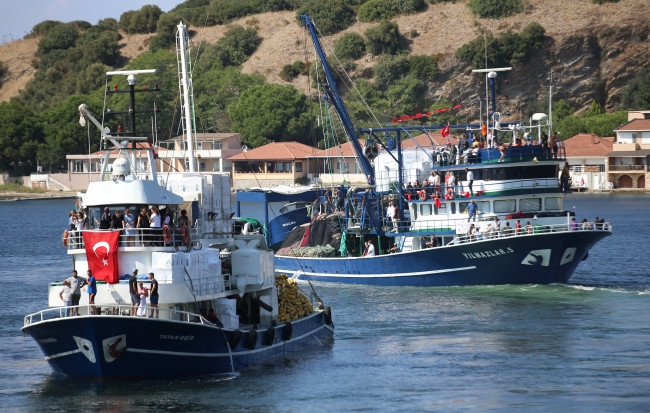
xmin=129 ymin=269 xmax=140 ymax=316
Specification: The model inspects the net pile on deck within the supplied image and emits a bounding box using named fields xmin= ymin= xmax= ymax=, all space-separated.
xmin=276 ymin=213 xmax=342 ymax=257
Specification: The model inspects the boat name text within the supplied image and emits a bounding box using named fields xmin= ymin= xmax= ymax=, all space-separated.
xmin=462 ymin=247 xmax=514 ymax=260
xmin=159 ymin=335 xmax=195 ymax=341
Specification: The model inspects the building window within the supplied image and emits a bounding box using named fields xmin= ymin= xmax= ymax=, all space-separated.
xmin=199 ymin=161 xmax=206 ymax=171
xmin=276 ymin=162 xmax=284 ymax=172
xmin=73 ymin=160 xmax=85 ymax=173
xmin=284 ymin=162 xmax=292 ymax=172
xmin=631 ymin=132 xmax=637 ymax=143
xmin=295 ymin=162 xmax=302 ymax=172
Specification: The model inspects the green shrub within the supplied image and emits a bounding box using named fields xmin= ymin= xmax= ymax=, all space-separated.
xmin=408 ymin=55 xmax=439 ymax=82
xmin=455 ymin=22 xmax=545 ymax=68
xmin=358 ymin=0 xmax=427 ymax=23
xmin=119 ymin=5 xmax=162 ymax=34
xmin=297 ymin=0 xmax=356 ymax=35
xmin=212 ymin=25 xmax=262 ymax=67
xmin=280 ymin=61 xmax=308 ymax=81
xmin=148 ymin=12 xmax=182 ymax=52
xmin=468 ymin=0 xmax=523 ymax=19
xmin=373 ymin=55 xmax=411 ymax=89
xmin=27 ymin=21 xmax=63 ymax=38
xmin=365 ymin=20 xmax=408 ymax=55
xmin=0 ymin=61 xmax=7 ymax=88
xmin=334 ymin=32 xmax=366 ymax=60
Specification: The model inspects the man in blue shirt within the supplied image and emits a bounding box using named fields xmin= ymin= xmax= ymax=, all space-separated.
xmin=467 ymin=199 xmax=477 ymax=222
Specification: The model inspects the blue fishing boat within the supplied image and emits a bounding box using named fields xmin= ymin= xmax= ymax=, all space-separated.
xmin=21 ymin=23 xmax=333 ymax=379
xmin=267 ymin=15 xmax=612 ymax=286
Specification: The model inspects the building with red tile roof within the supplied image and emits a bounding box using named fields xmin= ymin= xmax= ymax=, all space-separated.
xmin=607 ymin=114 xmax=650 ymax=189
xmin=227 ymin=141 xmax=320 ymax=188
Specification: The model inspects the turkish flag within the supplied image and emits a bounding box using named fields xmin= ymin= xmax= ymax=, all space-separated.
xmin=441 ymin=124 xmax=450 ymax=138
xmin=83 ymin=230 xmax=121 ymax=283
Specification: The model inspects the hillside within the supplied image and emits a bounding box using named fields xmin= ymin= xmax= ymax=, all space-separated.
xmin=1 ymin=0 xmax=649 ymax=116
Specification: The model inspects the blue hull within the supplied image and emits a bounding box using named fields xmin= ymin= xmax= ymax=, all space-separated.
xmin=269 ymin=207 xmax=310 ymax=249
xmin=22 ymin=311 xmax=333 ymax=378
xmin=275 ymin=231 xmax=610 ymax=286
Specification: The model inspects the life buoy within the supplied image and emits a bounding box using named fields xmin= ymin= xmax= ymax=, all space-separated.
xmin=180 ymin=225 xmax=190 ymax=245
xmin=162 ymin=225 xmax=171 ymax=245
xmin=62 ymin=229 xmax=69 ymax=247
xmin=419 ymin=191 xmax=426 ymax=201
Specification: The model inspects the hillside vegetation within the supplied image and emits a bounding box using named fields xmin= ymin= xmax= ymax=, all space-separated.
xmin=0 ymin=0 xmax=649 ymax=175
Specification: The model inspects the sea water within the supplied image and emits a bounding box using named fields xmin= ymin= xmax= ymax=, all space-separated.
xmin=0 ymin=194 xmax=649 ymax=412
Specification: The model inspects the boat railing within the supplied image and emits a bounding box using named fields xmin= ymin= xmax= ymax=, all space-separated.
xmin=402 ymin=177 xmax=560 ymax=201
xmin=447 ymin=221 xmax=612 ymax=245
xmin=23 ymin=304 xmax=214 ymax=327
xmin=66 ymin=228 xmax=196 ymax=250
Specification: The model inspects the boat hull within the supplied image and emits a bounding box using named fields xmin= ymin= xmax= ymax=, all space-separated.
xmin=269 ymin=207 xmax=310 ymax=249
xmin=275 ymin=230 xmax=610 ymax=286
xmin=22 ymin=311 xmax=333 ymax=379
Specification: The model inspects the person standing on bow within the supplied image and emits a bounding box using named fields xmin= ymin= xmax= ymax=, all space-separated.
xmin=87 ymin=270 xmax=97 ymax=315
xmin=148 ymin=272 xmax=159 ymax=318
xmin=66 ymin=270 xmax=86 ymax=316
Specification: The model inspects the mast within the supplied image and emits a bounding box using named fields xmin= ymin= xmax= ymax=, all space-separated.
xmin=300 ymin=14 xmax=375 ymax=186
xmin=176 ymin=21 xmax=196 ymax=172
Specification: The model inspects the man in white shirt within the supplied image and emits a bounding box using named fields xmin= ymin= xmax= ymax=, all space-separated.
xmin=465 ymin=168 xmax=474 ymax=196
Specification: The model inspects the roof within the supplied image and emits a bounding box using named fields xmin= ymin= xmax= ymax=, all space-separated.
xmin=401 ymin=132 xmax=459 ymax=149
xmin=615 ymin=118 xmax=650 ymax=132
xmin=605 ymin=149 xmax=650 ymax=157
xmin=164 ymin=132 xmax=241 ymax=142
xmin=310 ymin=140 xmax=366 ymax=158
xmin=562 ymin=134 xmax=614 ymax=157
xmin=227 ymin=141 xmax=319 ymax=161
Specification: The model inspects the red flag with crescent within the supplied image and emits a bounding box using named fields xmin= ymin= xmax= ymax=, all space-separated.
xmin=83 ymin=230 xmax=121 ymax=283
xmin=441 ymin=124 xmax=450 ymax=138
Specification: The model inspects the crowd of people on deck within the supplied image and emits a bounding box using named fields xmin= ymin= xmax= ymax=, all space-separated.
xmin=59 ymin=268 xmax=160 ymax=317
xmin=67 ymin=203 xmax=191 ymax=248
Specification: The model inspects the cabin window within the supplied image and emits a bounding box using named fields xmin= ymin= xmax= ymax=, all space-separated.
xmin=420 ymin=203 xmax=432 ymax=216
xmin=449 ymin=202 xmax=456 ymax=214
xmin=436 ymin=204 xmax=447 ymax=215
xmin=477 ymin=201 xmax=490 ymax=214
xmin=520 ymin=198 xmax=542 ymax=211
xmin=494 ymin=199 xmax=516 ymax=213
xmin=545 ymin=197 xmax=561 ymax=211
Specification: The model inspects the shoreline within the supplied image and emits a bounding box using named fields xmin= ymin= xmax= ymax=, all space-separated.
xmin=0 ymin=190 xmax=77 ymax=202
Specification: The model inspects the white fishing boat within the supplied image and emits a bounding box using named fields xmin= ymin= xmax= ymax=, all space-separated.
xmin=21 ymin=23 xmax=333 ymax=379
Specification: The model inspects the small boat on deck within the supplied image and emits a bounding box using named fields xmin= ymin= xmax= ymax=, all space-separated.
xmin=260 ymin=15 xmax=613 ymax=287
xmin=21 ymin=24 xmax=333 ymax=379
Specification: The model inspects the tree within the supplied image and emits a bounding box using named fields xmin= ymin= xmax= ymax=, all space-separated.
xmin=621 ymin=67 xmax=650 ymax=110
xmin=0 ymin=101 xmax=44 ymax=174
xmin=149 ymin=12 xmax=181 ymax=52
xmin=229 ymin=83 xmax=312 ymax=147
xmin=193 ymin=66 xmax=265 ymax=133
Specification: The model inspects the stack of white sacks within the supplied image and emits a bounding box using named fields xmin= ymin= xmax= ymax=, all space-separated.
xmin=151 ymin=249 xmax=224 ymax=298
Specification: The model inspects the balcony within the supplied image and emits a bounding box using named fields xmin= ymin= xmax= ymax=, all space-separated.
xmin=608 ymin=165 xmax=647 ymax=172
